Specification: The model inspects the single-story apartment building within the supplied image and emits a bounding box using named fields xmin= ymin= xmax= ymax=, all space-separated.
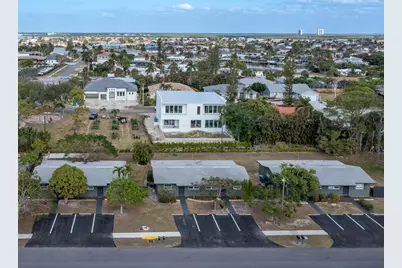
xmin=151 ymin=160 xmax=249 ymax=197
xmin=33 ymin=160 xmax=127 ymax=198
xmin=83 ymin=78 xmax=138 ymax=102
xmin=263 ymin=84 xmax=321 ymax=101
xmin=203 ymin=84 xmax=258 ymax=100
xmin=256 ymin=160 xmax=376 ymax=198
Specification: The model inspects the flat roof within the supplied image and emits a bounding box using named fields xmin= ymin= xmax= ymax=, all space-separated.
xmin=157 ymin=91 xmax=226 ymax=105
xmin=151 ymin=160 xmax=249 ymax=186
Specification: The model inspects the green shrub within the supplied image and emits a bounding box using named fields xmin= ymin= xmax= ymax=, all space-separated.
xmin=273 ymin=142 xmax=289 ymax=151
xmin=132 ymin=141 xmax=154 ymax=165
xmin=111 ymin=132 xmax=121 ymax=140
xmin=357 ymin=198 xmax=374 ymax=212
xmin=112 ymin=119 xmax=119 ymax=130
xmin=314 ymin=193 xmax=326 ymax=202
xmin=159 ymin=195 xmax=177 ymax=203
xmin=147 ymin=170 xmax=154 ymax=183
xmin=91 ymin=119 xmax=100 ymax=130
xmin=327 ymin=193 xmax=340 ymax=202
xmin=130 ymin=118 xmax=139 ymax=130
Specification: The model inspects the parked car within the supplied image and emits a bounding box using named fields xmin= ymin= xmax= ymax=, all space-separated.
xmin=89 ymin=113 xmax=98 ymax=120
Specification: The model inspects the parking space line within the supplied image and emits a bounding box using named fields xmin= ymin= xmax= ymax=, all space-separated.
xmin=49 ymin=214 xmax=59 ymax=234
xmin=211 ymin=214 xmax=221 ymax=231
xmin=326 ymin=214 xmax=344 ymax=230
xmin=346 ymin=214 xmax=365 ymax=230
xmin=365 ymin=214 xmax=384 ymax=229
xmin=70 ymin=214 xmax=77 ymax=233
xmin=230 ymin=214 xmax=241 ymax=231
xmin=193 ymin=214 xmax=201 ymax=232
xmin=91 ymin=214 xmax=96 ymax=233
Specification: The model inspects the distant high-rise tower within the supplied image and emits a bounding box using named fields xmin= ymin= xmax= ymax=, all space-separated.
xmin=298 ymin=29 xmax=303 ymax=36
xmin=317 ymin=29 xmax=325 ymax=36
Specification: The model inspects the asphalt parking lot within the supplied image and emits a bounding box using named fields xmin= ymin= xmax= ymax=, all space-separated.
xmin=25 ymin=213 xmax=115 ymax=247
xmin=310 ymin=214 xmax=384 ymax=248
xmin=174 ymin=214 xmax=281 ymax=248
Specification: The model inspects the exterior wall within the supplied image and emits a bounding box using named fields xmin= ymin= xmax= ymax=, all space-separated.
xmin=155 ymin=184 xmax=243 ymax=197
xmin=320 ymin=184 xmax=371 ymax=198
xmin=270 ymin=92 xmax=284 ymax=99
xmin=155 ymin=184 xmax=179 ymax=196
xmin=158 ymin=101 xmax=225 ymax=133
xmin=75 ymin=186 xmax=108 ymax=198
xmin=301 ymin=92 xmax=321 ymax=102
xmin=127 ymin=92 xmax=138 ymax=101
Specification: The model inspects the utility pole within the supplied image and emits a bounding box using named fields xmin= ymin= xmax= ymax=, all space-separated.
xmin=281 ymin=178 xmax=285 ymax=211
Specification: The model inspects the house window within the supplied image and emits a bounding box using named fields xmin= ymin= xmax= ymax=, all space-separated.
xmin=191 ymin=120 xmax=201 ymax=128
xmin=163 ymin=120 xmax=179 ymax=128
xmin=87 ymin=186 xmax=95 ymax=191
xmin=188 ymin=186 xmax=199 ymax=191
xmin=163 ymin=185 xmax=173 ymax=190
xmin=117 ymin=92 xmax=125 ymax=97
xmin=204 ymin=105 xmax=222 ymax=114
xmin=328 ymin=186 xmax=340 ymax=190
xmin=197 ymin=106 xmax=200 ymax=115
xmin=40 ymin=184 xmax=48 ymax=190
xmin=355 ymin=184 xmax=364 ymax=190
xmin=165 ymin=105 xmax=182 ymax=114
xmin=233 ymin=186 xmax=242 ymax=190
xmin=206 ymin=186 xmax=217 ymax=190
xmin=205 ymin=120 xmax=222 ymax=128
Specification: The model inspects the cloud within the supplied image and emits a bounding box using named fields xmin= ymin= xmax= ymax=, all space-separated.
xmin=101 ymin=12 xmax=115 ymax=18
xmin=298 ymin=0 xmax=312 ymax=2
xmin=203 ymin=7 xmax=211 ymax=11
xmin=175 ymin=3 xmax=193 ymax=10
xmin=228 ymin=8 xmax=242 ymax=12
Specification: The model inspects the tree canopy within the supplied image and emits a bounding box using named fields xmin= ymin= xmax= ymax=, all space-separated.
xmin=132 ymin=141 xmax=154 ymax=165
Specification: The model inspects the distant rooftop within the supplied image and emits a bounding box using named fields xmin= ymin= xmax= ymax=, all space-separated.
xmin=157 ymin=91 xmax=225 ymax=104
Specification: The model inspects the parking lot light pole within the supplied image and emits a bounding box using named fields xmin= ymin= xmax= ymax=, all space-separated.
xmin=281 ymin=178 xmax=285 ymax=211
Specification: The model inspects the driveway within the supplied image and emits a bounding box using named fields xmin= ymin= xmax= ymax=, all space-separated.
xmin=50 ymin=60 xmax=86 ymax=78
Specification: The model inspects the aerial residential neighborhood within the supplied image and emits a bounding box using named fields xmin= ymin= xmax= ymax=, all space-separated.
xmin=15 ymin=2 xmax=387 ymax=267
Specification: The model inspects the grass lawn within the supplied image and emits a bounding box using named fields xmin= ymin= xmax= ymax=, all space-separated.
xmin=186 ymin=199 xmax=228 ymax=215
xmin=267 ymin=235 xmax=333 ymax=248
xmin=316 ymin=202 xmax=362 ymax=214
xmin=366 ymin=198 xmax=384 ymax=214
xmin=56 ymin=200 xmax=97 ymax=214
xmin=18 ymin=239 xmax=30 ymax=248
xmin=102 ymin=199 xmax=182 ymax=232
xmin=28 ymin=114 xmax=149 ymax=150
xmin=114 ymin=237 xmax=181 ymax=248
xmin=251 ymin=203 xmax=322 ymax=231
xmin=18 ymin=201 xmax=52 ymax=233
xmin=153 ymin=152 xmax=384 ymax=186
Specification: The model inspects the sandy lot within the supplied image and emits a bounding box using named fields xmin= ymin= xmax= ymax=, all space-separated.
xmin=186 ymin=199 xmax=229 ymax=215
xmin=316 ymin=202 xmax=362 ymax=214
xmin=114 ymin=238 xmax=181 ymax=248
xmin=56 ymin=200 xmax=97 ymax=214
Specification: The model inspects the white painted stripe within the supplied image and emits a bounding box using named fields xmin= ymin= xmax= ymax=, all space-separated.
xmin=365 ymin=214 xmax=384 ymax=229
xmin=91 ymin=214 xmax=96 ymax=233
xmin=262 ymin=230 xmax=328 ymax=236
xmin=79 ymin=213 xmax=92 ymax=215
xmin=372 ymin=213 xmax=384 ymax=216
xmin=18 ymin=234 xmax=33 ymax=239
xmin=70 ymin=214 xmax=77 ymax=233
xmin=352 ymin=213 xmax=364 ymax=215
xmin=346 ymin=214 xmax=365 ymax=230
xmin=49 ymin=214 xmax=59 ymax=234
xmin=230 ymin=214 xmax=241 ymax=231
xmin=196 ymin=214 xmax=209 ymax=216
xmin=326 ymin=214 xmax=344 ymax=230
xmin=193 ymin=214 xmax=201 ymax=232
xmin=211 ymin=214 xmax=221 ymax=231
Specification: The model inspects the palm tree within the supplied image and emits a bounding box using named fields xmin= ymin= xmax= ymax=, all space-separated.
xmin=113 ymin=166 xmax=125 ymax=178
xmin=295 ymin=97 xmax=312 ymax=119
xmin=168 ymin=62 xmax=179 ymax=74
xmin=160 ymin=82 xmax=173 ymax=91
xmin=145 ymin=62 xmax=156 ymax=75
xmin=186 ymin=61 xmax=196 ymax=73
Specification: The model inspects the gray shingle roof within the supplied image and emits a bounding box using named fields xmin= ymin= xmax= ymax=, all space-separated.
xmin=84 ymin=78 xmax=138 ymax=92
xmin=265 ymin=84 xmax=313 ymax=94
xmin=238 ymin=77 xmax=274 ymax=86
xmin=151 ymin=160 xmax=249 ymax=186
xmin=157 ymin=91 xmax=225 ymax=104
xmin=33 ymin=160 xmax=127 ymax=187
xmin=257 ymin=160 xmax=376 ymax=186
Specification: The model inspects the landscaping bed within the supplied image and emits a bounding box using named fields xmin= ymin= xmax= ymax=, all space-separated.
xmin=164 ymin=131 xmax=231 ymax=139
xmin=267 ymin=235 xmax=333 ymax=248
xmin=186 ymin=199 xmax=228 ymax=215
xmin=56 ymin=200 xmax=97 ymax=214
xmin=114 ymin=237 xmax=181 ymax=248
xmin=316 ymin=202 xmax=362 ymax=214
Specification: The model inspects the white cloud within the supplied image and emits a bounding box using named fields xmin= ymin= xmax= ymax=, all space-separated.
xmin=203 ymin=7 xmax=211 ymax=11
xmin=101 ymin=12 xmax=115 ymax=18
xmin=175 ymin=3 xmax=193 ymax=10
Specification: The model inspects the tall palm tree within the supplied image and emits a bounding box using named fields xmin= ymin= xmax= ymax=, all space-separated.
xmin=186 ymin=61 xmax=196 ymax=72
xmin=145 ymin=61 xmax=156 ymax=75
xmin=113 ymin=166 xmax=125 ymax=178
xmin=168 ymin=61 xmax=179 ymax=74
xmin=295 ymin=97 xmax=313 ymax=119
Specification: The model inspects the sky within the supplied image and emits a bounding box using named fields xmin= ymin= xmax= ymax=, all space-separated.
xmin=18 ymin=0 xmax=384 ymax=34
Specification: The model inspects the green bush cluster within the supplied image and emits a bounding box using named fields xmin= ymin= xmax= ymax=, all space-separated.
xmin=159 ymin=195 xmax=177 ymax=203
xmin=111 ymin=132 xmax=121 ymax=140
xmin=112 ymin=119 xmax=119 ymax=130
xmin=327 ymin=193 xmax=340 ymax=202
xmin=313 ymin=193 xmax=326 ymax=202
xmin=357 ymin=198 xmax=374 ymax=212
xmin=91 ymin=119 xmax=100 ymax=130
xmin=130 ymin=118 xmax=139 ymax=130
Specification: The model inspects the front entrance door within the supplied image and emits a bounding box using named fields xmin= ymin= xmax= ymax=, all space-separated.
xmin=97 ymin=187 xmax=104 ymax=197
xmin=178 ymin=186 xmax=185 ymax=197
xmin=342 ymin=186 xmax=350 ymax=196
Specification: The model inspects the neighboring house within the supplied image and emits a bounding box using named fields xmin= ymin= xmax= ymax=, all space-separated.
xmin=51 ymin=47 xmax=67 ymax=56
xmin=148 ymin=82 xmax=195 ymax=99
xmin=33 ymin=160 xmax=127 ymax=198
xmin=45 ymin=54 xmax=58 ymax=66
xmin=18 ymin=51 xmax=45 ymax=62
xmin=203 ymin=84 xmax=258 ymax=100
xmin=257 ymin=160 xmax=376 ymax=198
xmin=151 ymin=160 xmax=249 ymax=197
xmin=155 ymin=91 xmax=226 ymax=133
xmin=97 ymin=52 xmax=110 ymax=64
xmin=238 ymin=77 xmax=274 ymax=88
xmin=83 ymin=78 xmax=138 ymax=101
xmin=263 ymin=84 xmax=321 ymax=101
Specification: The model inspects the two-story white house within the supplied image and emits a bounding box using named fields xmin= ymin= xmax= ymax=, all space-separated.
xmin=83 ymin=78 xmax=138 ymax=102
xmin=155 ymin=91 xmax=226 ymax=133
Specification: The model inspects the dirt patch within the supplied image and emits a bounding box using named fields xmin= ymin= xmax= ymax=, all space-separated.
xmin=19 ymin=239 xmax=30 ymax=248
xmin=316 ymin=202 xmax=362 ymax=214
xmin=252 ymin=203 xmax=321 ymax=230
xmin=114 ymin=237 xmax=181 ymax=248
xmin=18 ymin=201 xmax=52 ymax=233
xmin=102 ymin=199 xmax=182 ymax=232
xmin=231 ymin=200 xmax=252 ymax=214
xmin=366 ymin=198 xmax=384 ymax=214
xmin=267 ymin=235 xmax=333 ymax=248
xmin=186 ymin=200 xmax=228 ymax=215
xmin=56 ymin=200 xmax=97 ymax=214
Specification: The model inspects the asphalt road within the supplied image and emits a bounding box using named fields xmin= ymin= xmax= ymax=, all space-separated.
xmin=50 ymin=60 xmax=86 ymax=78
xmin=19 ymin=248 xmax=383 ymax=268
